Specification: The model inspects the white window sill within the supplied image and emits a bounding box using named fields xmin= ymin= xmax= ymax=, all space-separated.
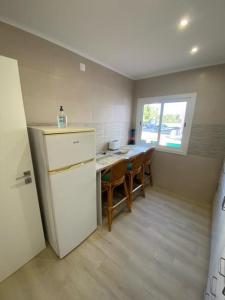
xmin=137 ymin=141 xmax=188 ymax=156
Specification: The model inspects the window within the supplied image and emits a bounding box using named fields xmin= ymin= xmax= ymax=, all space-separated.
xmin=136 ymin=93 xmax=196 ymax=155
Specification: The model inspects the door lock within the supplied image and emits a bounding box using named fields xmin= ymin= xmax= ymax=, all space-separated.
xmin=25 ymin=177 xmax=32 ymax=184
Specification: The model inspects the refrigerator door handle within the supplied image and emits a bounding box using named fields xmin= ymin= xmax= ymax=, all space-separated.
xmin=48 ymin=158 xmax=95 ymax=175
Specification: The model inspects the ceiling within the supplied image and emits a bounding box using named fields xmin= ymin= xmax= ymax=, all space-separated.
xmin=1 ymin=0 xmax=225 ymax=79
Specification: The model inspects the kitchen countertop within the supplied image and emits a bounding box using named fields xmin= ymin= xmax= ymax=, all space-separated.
xmin=96 ymin=145 xmax=152 ymax=172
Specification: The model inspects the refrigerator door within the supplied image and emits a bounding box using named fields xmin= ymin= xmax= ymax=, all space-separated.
xmin=45 ymin=131 xmax=95 ymax=171
xmin=49 ymin=159 xmax=96 ymax=258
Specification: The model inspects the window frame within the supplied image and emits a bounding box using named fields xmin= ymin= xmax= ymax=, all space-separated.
xmin=136 ymin=93 xmax=197 ymax=155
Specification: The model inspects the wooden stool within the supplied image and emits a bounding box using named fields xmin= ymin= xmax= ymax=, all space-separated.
xmin=143 ymin=148 xmax=155 ymax=186
xmin=126 ymin=152 xmax=145 ymax=206
xmin=101 ymin=159 xmax=131 ymax=231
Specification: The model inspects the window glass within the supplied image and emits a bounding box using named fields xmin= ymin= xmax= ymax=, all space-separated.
xmin=137 ymin=94 xmax=196 ymax=155
xmin=159 ymin=102 xmax=187 ymax=149
xmin=141 ymin=103 xmax=161 ymax=145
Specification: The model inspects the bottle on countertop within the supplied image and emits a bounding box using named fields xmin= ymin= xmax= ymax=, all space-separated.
xmin=57 ymin=105 xmax=67 ymax=128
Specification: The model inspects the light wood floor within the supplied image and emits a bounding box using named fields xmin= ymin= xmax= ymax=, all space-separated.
xmin=0 ymin=187 xmax=211 ymax=300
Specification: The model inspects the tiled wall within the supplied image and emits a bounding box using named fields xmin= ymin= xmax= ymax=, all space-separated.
xmin=1 ymin=21 xmax=225 ymax=203
xmin=85 ymin=122 xmax=130 ymax=152
xmin=0 ymin=22 xmax=133 ymax=153
xmin=33 ymin=121 xmax=130 ymax=153
xmin=134 ymin=64 xmax=225 ymax=202
xmin=189 ymin=124 xmax=225 ymax=159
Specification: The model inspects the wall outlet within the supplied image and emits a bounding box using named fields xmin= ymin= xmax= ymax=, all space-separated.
xmin=80 ymin=63 xmax=86 ymax=72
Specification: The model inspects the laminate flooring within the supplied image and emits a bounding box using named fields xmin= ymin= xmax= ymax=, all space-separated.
xmin=0 ymin=187 xmax=211 ymax=300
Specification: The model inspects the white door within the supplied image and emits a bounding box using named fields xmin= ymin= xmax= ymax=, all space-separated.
xmin=206 ymin=166 xmax=225 ymax=300
xmin=217 ymin=245 xmax=225 ymax=300
xmin=0 ymin=56 xmax=45 ymax=282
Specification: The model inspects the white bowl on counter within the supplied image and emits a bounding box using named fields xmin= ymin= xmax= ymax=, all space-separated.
xmin=120 ymin=148 xmax=129 ymax=154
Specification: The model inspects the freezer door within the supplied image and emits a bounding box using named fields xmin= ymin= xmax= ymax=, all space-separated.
xmin=49 ymin=160 xmax=97 ymax=258
xmin=45 ymin=131 xmax=95 ymax=171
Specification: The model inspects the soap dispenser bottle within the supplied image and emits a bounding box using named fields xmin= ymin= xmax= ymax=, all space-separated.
xmin=57 ymin=105 xmax=67 ymax=128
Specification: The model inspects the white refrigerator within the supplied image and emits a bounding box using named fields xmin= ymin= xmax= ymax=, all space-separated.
xmin=28 ymin=126 xmax=97 ymax=258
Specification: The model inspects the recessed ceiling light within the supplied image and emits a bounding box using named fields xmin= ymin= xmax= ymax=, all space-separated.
xmin=179 ymin=18 xmax=189 ymax=29
xmin=190 ymin=46 xmax=199 ymax=54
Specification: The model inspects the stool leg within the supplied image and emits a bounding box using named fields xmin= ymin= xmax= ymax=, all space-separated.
xmin=128 ymin=174 xmax=133 ymax=207
xmin=107 ymin=188 xmax=113 ymax=232
xmin=149 ymin=164 xmax=153 ymax=186
xmin=124 ymin=179 xmax=131 ymax=212
xmin=141 ymin=167 xmax=145 ymax=197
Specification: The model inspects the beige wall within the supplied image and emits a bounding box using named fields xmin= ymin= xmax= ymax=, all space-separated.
xmin=1 ymin=21 xmax=224 ymax=203
xmin=0 ymin=22 xmax=133 ymax=152
xmin=134 ymin=65 xmax=225 ymax=202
